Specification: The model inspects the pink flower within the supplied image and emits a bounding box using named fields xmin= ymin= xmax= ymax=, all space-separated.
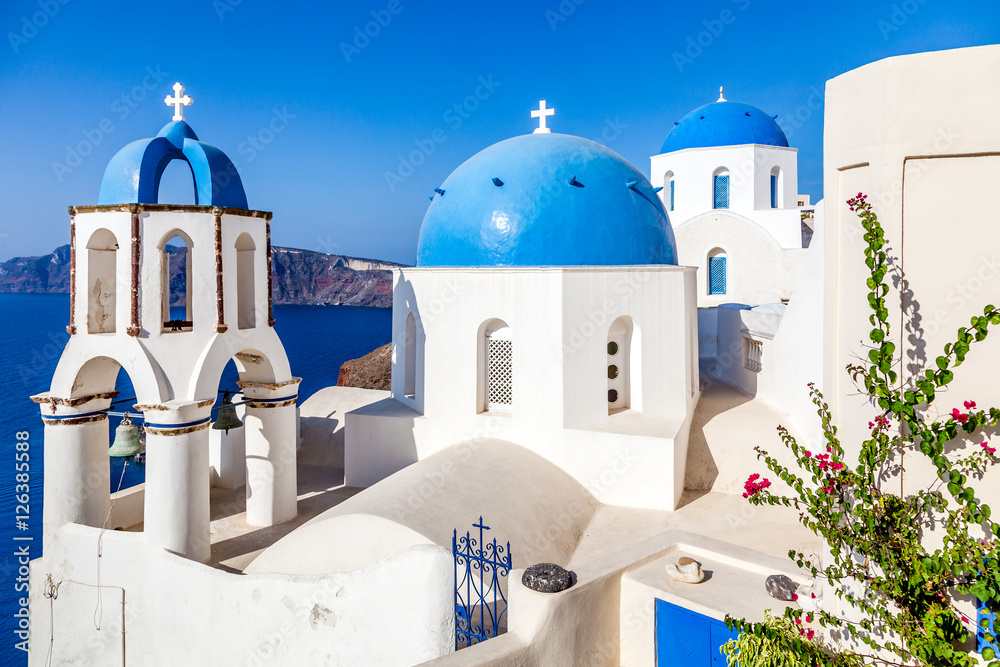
xmin=743 ymin=474 xmax=772 ymax=498
xmin=805 ymin=451 xmax=812 ymax=458
xmin=807 ymin=629 xmax=815 ymax=640
xmin=964 ymin=400 xmax=977 ymax=410
xmin=792 ymin=593 xmax=799 ymax=601
xmin=951 ymin=408 xmax=969 ymax=424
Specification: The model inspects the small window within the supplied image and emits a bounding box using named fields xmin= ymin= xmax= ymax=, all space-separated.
xmin=404 ymin=312 xmax=416 ymax=398
xmin=709 ymin=255 xmax=727 ymax=295
xmin=770 ymin=174 xmax=778 ymax=208
xmin=713 ymin=173 xmax=729 ymax=209
xmin=482 ymin=320 xmax=512 ymax=412
xmin=670 ymin=179 xmax=675 ymax=211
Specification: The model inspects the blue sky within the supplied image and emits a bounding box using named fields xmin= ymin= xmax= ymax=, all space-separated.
xmin=1 ymin=0 xmax=997 ymax=265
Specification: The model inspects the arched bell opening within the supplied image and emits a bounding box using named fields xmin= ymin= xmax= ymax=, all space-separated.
xmin=155 ymin=156 xmax=198 ymax=205
xmin=56 ymin=356 xmax=148 ymax=533
xmin=159 ymin=230 xmax=194 ymax=333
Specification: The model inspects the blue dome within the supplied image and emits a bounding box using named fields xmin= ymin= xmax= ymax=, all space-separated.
xmin=416 ymin=134 xmax=677 ymax=267
xmin=98 ymin=120 xmax=248 ymax=208
xmin=660 ymin=101 xmax=788 ymax=154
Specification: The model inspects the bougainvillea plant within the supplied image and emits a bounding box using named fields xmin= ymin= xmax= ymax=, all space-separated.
xmin=722 ymin=193 xmax=1000 ymax=667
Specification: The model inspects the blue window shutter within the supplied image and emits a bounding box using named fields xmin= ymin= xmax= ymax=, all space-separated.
xmin=770 ymin=174 xmax=777 ymax=208
xmin=709 ymin=256 xmax=727 ymax=295
xmin=670 ymin=180 xmax=675 ymax=211
xmin=714 ymin=175 xmax=729 ymax=209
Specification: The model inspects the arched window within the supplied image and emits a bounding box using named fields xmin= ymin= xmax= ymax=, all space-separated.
xmin=607 ymin=317 xmax=641 ymax=413
xmin=713 ymin=168 xmax=730 ymax=209
xmin=235 ymin=233 xmax=256 ymax=330
xmin=86 ymin=229 xmax=118 ymax=334
xmin=404 ymin=312 xmax=416 ymax=398
xmin=664 ymin=170 xmax=675 ymax=212
xmin=770 ymin=166 xmax=781 ymax=209
xmin=480 ymin=319 xmax=512 ymax=412
xmin=708 ymin=248 xmax=727 ymax=295
xmin=160 ymin=231 xmax=193 ymax=332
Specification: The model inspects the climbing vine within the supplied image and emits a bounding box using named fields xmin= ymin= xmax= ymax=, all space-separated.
xmin=723 ymin=193 xmax=1000 ymax=667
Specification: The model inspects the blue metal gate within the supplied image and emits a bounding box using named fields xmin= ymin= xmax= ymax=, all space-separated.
xmin=453 ymin=517 xmax=511 ymax=649
xmin=655 ymin=599 xmax=737 ymax=667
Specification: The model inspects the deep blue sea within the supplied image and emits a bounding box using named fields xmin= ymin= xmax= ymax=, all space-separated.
xmin=0 ymin=293 xmax=391 ymax=666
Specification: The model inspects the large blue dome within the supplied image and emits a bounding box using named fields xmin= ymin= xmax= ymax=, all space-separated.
xmin=660 ymin=100 xmax=788 ymax=154
xmin=416 ymin=133 xmax=677 ymax=267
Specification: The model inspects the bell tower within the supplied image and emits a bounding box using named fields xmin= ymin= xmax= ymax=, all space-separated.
xmin=32 ymin=84 xmax=300 ymax=562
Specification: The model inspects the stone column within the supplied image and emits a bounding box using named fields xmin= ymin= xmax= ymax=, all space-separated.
xmin=32 ymin=392 xmax=115 ymax=544
xmin=141 ymin=399 xmax=213 ymax=562
xmin=239 ymin=378 xmax=301 ymax=527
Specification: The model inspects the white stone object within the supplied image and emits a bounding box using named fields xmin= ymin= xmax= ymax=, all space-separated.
xmin=665 ymin=559 xmax=705 ymax=583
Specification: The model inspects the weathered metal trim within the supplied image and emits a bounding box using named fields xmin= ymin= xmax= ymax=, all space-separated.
xmin=68 ymin=215 xmax=76 ymax=335
xmin=214 ymin=209 xmax=226 ymax=331
xmin=30 ymin=390 xmax=119 ymax=409
xmin=236 ymin=377 xmax=302 ymax=391
xmin=144 ymin=420 xmax=210 ymax=436
xmin=69 ymin=204 xmax=272 ymax=220
xmin=41 ymin=413 xmax=108 ymax=426
xmin=266 ymin=220 xmax=275 ymax=326
xmin=127 ymin=206 xmax=141 ymax=337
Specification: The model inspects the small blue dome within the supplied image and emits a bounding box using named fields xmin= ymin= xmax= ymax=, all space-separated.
xmin=98 ymin=120 xmax=248 ymax=208
xmin=660 ymin=100 xmax=788 ymax=154
xmin=416 ymin=134 xmax=677 ymax=267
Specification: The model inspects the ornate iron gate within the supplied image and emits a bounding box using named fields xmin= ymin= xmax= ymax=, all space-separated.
xmin=453 ymin=517 xmax=511 ymax=649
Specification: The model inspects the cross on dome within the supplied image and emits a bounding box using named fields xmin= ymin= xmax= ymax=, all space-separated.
xmin=531 ymin=100 xmax=555 ymax=134
xmin=718 ymin=86 xmax=726 ymax=102
xmin=165 ymin=82 xmax=193 ymax=121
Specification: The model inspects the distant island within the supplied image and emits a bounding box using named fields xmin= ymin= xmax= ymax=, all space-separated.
xmin=0 ymin=245 xmax=404 ymax=308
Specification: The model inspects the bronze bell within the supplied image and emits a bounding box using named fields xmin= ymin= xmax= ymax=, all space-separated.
xmin=212 ymin=391 xmax=244 ymax=434
xmin=108 ymin=413 xmax=143 ymax=458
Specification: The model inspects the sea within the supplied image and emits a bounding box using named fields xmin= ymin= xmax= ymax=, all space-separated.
xmin=0 ymin=293 xmax=392 ymax=666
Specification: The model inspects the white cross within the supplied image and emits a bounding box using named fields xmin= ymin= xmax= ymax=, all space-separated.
xmin=718 ymin=86 xmax=726 ymax=102
xmin=165 ymin=82 xmax=193 ymax=121
xmin=531 ymin=100 xmax=555 ymax=134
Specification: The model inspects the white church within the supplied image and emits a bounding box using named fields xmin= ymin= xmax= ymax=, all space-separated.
xmin=27 ymin=45 xmax=1000 ymax=666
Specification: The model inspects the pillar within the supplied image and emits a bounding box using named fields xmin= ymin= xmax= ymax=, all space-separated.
xmin=239 ymin=378 xmax=301 ymax=527
xmin=33 ymin=392 xmax=113 ymax=544
xmin=142 ymin=400 xmax=212 ymax=562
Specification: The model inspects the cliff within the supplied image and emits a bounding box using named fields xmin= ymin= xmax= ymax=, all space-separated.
xmin=0 ymin=245 xmax=402 ymax=308
xmin=337 ymin=343 xmax=392 ymax=390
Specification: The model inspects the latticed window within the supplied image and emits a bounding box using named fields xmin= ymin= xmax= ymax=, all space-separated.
xmin=709 ymin=256 xmax=727 ymax=295
xmin=714 ymin=174 xmax=729 ymax=209
xmin=770 ymin=174 xmax=778 ymax=208
xmin=487 ymin=338 xmax=513 ymax=410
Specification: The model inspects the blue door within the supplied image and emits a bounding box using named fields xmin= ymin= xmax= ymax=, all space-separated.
xmin=655 ymin=599 xmax=738 ymax=667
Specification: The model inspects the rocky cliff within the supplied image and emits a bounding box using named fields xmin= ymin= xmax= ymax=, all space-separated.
xmin=0 ymin=245 xmax=402 ymax=308
xmin=336 ymin=343 xmax=392 ymax=390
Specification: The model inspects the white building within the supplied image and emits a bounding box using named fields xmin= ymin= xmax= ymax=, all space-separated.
xmin=26 ymin=47 xmax=1000 ymax=667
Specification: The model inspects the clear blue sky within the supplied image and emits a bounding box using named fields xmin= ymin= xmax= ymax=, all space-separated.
xmin=1 ymin=0 xmax=997 ymax=265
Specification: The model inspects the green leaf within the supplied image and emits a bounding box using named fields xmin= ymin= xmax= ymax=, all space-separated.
xmin=984 ymin=647 xmax=996 ymax=661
